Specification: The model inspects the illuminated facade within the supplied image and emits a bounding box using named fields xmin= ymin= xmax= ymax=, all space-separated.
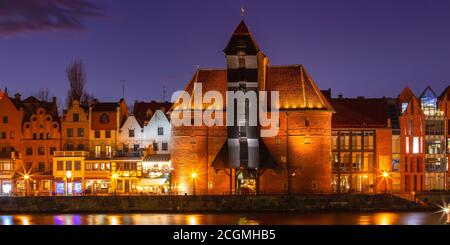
xmin=0 ymin=92 xmax=23 ymax=196
xmin=328 ymin=96 xmax=392 ymax=194
xmin=171 ymin=20 xmax=334 ymax=195
xmin=420 ymin=87 xmax=447 ymax=191
xmin=20 ymin=96 xmax=60 ymax=195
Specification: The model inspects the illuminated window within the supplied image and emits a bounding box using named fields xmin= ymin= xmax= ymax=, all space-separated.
xmin=74 ymin=161 xmax=81 ymax=171
xmin=304 ymin=136 xmax=311 ymax=144
xmin=57 ymin=161 xmax=63 ymax=171
xmin=281 ymin=156 xmax=287 ymax=163
xmin=95 ymin=146 xmax=101 ymax=158
xmin=363 ymin=131 xmax=374 ymax=150
xmin=339 ymin=131 xmax=350 ymax=150
xmin=351 ymin=131 xmax=362 ymax=150
xmin=405 ymin=137 xmax=409 ymax=154
xmin=401 ymin=103 xmax=408 ymax=113
xmin=105 ymin=146 xmax=112 ymax=158
xmin=413 ymin=137 xmax=419 ymax=154
xmin=332 ymin=132 xmax=338 ymax=150
xmin=447 ymin=138 xmax=450 ymax=154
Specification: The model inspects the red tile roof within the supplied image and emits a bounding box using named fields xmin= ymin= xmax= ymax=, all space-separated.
xmin=133 ymin=101 xmax=172 ymax=127
xmin=330 ymin=98 xmax=389 ymax=128
xmin=91 ymin=102 xmax=119 ymax=112
xmin=174 ymin=65 xmax=334 ymax=112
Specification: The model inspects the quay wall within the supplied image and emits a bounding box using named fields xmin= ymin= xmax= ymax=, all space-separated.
xmin=0 ymin=194 xmax=426 ymax=213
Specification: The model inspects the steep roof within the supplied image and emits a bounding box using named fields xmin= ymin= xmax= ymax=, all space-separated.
xmin=174 ymin=65 xmax=334 ymax=112
xmin=233 ymin=20 xmax=251 ymax=34
xmin=21 ymin=96 xmax=59 ymax=122
xmin=330 ymin=98 xmax=390 ymax=128
xmin=224 ymin=20 xmax=261 ymax=54
xmin=133 ymin=101 xmax=173 ymax=127
xmin=91 ymin=102 xmax=119 ymax=112
xmin=440 ymin=85 xmax=450 ymax=101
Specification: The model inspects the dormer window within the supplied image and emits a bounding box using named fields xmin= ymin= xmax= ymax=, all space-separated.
xmin=100 ymin=113 xmax=109 ymax=124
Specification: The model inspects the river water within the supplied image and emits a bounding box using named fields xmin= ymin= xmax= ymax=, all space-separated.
xmin=0 ymin=212 xmax=447 ymax=225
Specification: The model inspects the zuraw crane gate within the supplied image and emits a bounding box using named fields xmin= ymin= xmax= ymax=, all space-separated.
xmin=170 ymin=20 xmax=334 ymax=195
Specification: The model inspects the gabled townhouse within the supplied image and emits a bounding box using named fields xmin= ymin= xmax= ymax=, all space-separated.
xmin=20 ymin=96 xmax=60 ymax=195
xmin=87 ymin=99 xmax=127 ymax=194
xmin=132 ymin=101 xmax=172 ymax=194
xmin=0 ymin=91 xmax=24 ymax=195
xmin=52 ymin=100 xmax=90 ymax=195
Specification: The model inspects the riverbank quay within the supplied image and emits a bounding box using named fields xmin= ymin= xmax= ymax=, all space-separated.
xmin=0 ymin=194 xmax=429 ymax=214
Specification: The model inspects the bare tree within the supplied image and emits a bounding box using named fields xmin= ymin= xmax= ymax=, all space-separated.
xmin=66 ymin=59 xmax=87 ymax=106
xmin=81 ymin=91 xmax=95 ymax=106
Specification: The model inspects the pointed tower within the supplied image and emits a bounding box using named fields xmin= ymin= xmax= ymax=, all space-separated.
xmin=223 ymin=20 xmax=262 ymax=170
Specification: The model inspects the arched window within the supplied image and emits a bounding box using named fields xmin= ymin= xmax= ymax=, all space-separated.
xmin=100 ymin=113 xmax=109 ymax=124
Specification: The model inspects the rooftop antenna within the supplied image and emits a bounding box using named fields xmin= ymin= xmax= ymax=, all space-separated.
xmin=240 ymin=5 xmax=246 ymax=19
xmin=121 ymin=80 xmax=125 ymax=99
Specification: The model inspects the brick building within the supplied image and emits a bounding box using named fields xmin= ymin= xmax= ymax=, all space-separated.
xmin=0 ymin=92 xmax=23 ymax=195
xmin=328 ymin=95 xmax=393 ymax=194
xmin=20 ymin=96 xmax=60 ymax=195
xmin=170 ymin=20 xmax=334 ymax=195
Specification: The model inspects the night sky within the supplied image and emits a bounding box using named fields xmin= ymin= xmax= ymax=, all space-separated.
xmin=0 ymin=0 xmax=449 ymax=105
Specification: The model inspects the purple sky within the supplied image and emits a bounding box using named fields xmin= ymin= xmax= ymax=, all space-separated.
xmin=0 ymin=0 xmax=449 ymax=105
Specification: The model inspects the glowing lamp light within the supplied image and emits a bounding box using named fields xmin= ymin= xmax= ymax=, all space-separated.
xmin=191 ymin=171 xmax=198 ymax=180
xmin=112 ymin=173 xmax=119 ymax=179
xmin=24 ymin=175 xmax=30 ymax=180
xmin=382 ymin=172 xmax=389 ymax=178
xmin=444 ymin=207 xmax=449 ymax=215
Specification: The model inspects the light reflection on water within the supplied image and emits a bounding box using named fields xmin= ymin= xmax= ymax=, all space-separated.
xmin=0 ymin=212 xmax=445 ymax=225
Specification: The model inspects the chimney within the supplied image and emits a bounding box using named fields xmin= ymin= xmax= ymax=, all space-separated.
xmin=52 ymin=96 xmax=57 ymax=104
xmin=14 ymin=93 xmax=21 ymax=100
xmin=338 ymin=93 xmax=343 ymax=99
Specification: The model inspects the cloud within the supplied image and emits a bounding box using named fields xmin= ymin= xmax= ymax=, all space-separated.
xmin=0 ymin=0 xmax=105 ymax=36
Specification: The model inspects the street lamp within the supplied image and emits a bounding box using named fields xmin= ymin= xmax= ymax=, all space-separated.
xmin=191 ymin=171 xmax=198 ymax=196
xmin=24 ymin=174 xmax=29 ymax=197
xmin=65 ymin=172 xmax=72 ymax=196
xmin=382 ymin=171 xmax=389 ymax=195
xmin=112 ymin=173 xmax=119 ymax=196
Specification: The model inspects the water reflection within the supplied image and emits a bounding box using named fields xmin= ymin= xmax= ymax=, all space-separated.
xmin=0 ymin=212 xmax=445 ymax=225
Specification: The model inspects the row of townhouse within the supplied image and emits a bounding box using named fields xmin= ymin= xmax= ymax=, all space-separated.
xmin=0 ymin=91 xmax=172 ymax=196
xmin=0 ymin=20 xmax=449 ymax=196
xmin=328 ymin=86 xmax=450 ymax=194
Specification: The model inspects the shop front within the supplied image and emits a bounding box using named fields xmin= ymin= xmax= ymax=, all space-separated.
xmin=140 ymin=154 xmax=171 ymax=194
xmin=0 ymin=179 xmax=12 ymax=195
xmin=55 ymin=178 xmax=83 ymax=195
xmin=84 ymin=179 xmax=111 ymax=195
